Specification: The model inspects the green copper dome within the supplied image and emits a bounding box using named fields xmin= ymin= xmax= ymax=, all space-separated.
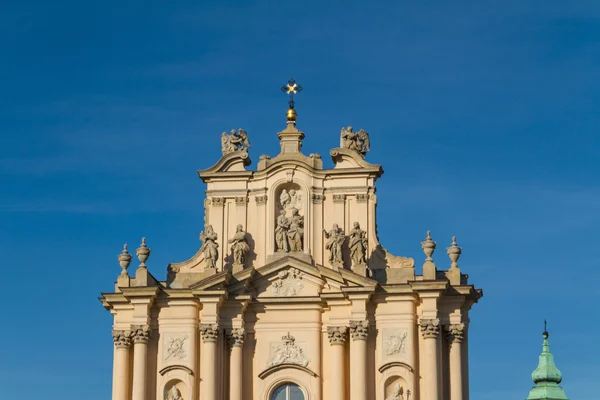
xmin=526 ymin=329 xmax=568 ymax=400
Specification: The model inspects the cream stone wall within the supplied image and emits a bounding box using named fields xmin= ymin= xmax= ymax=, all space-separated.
xmin=101 ymin=117 xmax=482 ymax=400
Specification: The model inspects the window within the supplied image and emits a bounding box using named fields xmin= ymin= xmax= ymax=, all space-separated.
xmin=270 ymin=383 xmax=305 ymax=400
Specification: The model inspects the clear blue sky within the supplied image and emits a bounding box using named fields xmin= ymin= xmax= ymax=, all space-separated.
xmin=1 ymin=1 xmax=598 ymax=399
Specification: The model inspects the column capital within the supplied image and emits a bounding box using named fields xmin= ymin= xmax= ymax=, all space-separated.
xmin=112 ymin=330 xmax=132 ymax=349
xmin=349 ymin=320 xmax=369 ymax=341
xmin=446 ymin=323 xmax=465 ymax=343
xmin=419 ymin=318 xmax=440 ymax=339
xmin=199 ymin=323 xmax=219 ymax=343
xmin=131 ymin=325 xmax=150 ymax=344
xmin=327 ymin=326 xmax=348 ymax=345
xmin=227 ymin=328 xmax=246 ymax=348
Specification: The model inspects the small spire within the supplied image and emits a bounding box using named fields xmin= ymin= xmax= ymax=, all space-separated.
xmin=526 ymin=323 xmax=569 ymax=400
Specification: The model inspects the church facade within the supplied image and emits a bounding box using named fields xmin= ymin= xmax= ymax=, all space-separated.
xmin=100 ymin=83 xmax=482 ymax=400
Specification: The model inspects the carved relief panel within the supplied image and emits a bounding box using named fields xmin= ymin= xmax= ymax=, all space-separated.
xmin=274 ymin=183 xmax=306 ymax=253
xmin=382 ymin=328 xmax=409 ymax=362
xmin=162 ymin=333 xmax=190 ymax=363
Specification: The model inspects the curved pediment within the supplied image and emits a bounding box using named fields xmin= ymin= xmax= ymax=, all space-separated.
xmin=330 ymin=148 xmax=382 ymax=172
xmin=258 ymin=363 xmax=318 ymax=380
xmin=198 ymin=150 xmax=252 ymax=178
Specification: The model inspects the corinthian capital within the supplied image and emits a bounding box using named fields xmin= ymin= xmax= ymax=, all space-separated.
xmin=112 ymin=330 xmax=132 ymax=349
xmin=419 ymin=318 xmax=440 ymax=339
xmin=349 ymin=320 xmax=369 ymax=341
xmin=446 ymin=323 xmax=465 ymax=343
xmin=227 ymin=328 xmax=245 ymax=348
xmin=327 ymin=326 xmax=348 ymax=345
xmin=199 ymin=323 xmax=219 ymax=343
xmin=131 ymin=325 xmax=150 ymax=344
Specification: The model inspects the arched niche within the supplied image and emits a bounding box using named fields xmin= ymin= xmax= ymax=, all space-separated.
xmin=163 ymin=378 xmax=187 ymax=400
xmin=273 ymin=182 xmax=307 ymax=253
xmin=383 ymin=375 xmax=408 ymax=399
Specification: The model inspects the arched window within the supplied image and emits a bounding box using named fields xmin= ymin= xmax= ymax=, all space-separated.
xmin=270 ymin=383 xmax=305 ymax=400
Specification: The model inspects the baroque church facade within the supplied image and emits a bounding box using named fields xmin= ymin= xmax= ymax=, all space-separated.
xmin=100 ymin=82 xmax=482 ymax=400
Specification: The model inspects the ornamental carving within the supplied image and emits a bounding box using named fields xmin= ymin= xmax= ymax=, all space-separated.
xmin=112 ymin=330 xmax=132 ymax=349
xmin=227 ymin=328 xmax=246 ymax=348
xmin=235 ymin=196 xmax=248 ymax=205
xmin=268 ymin=332 xmax=310 ymax=367
xmin=446 ymin=323 xmax=465 ymax=343
xmin=349 ymin=320 xmax=369 ymax=340
xmin=255 ymin=195 xmax=268 ymax=205
xmin=332 ymin=194 xmax=346 ymax=203
xmin=210 ymin=197 xmax=225 ymax=207
xmin=272 ymin=268 xmax=304 ymax=297
xmin=164 ymin=334 xmax=188 ymax=361
xmin=311 ymin=194 xmax=324 ymax=204
xmin=383 ymin=328 xmax=408 ymax=357
xmin=356 ymin=193 xmax=369 ymax=203
xmin=131 ymin=325 xmax=150 ymax=344
xmin=420 ymin=318 xmax=440 ymax=339
xmin=327 ymin=326 xmax=348 ymax=345
xmin=199 ymin=324 xmax=219 ymax=342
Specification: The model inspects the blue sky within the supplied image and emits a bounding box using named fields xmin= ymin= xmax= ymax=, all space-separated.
xmin=1 ymin=1 xmax=598 ymax=398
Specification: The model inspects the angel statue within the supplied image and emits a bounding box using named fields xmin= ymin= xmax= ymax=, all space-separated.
xmin=340 ymin=126 xmax=370 ymax=158
xmin=386 ymin=383 xmax=405 ymax=400
xmin=200 ymin=225 xmax=219 ymax=269
xmin=228 ymin=224 xmax=250 ymax=267
xmin=166 ymin=386 xmax=183 ymax=400
xmin=221 ymin=128 xmax=251 ymax=156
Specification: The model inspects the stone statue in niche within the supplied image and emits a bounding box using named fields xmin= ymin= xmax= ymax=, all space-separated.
xmin=340 ymin=126 xmax=370 ymax=158
xmin=287 ymin=208 xmax=304 ymax=252
xmin=386 ymin=383 xmax=405 ymax=400
xmin=280 ymin=189 xmax=303 ymax=211
xmin=221 ymin=128 xmax=250 ymax=156
xmin=199 ymin=225 xmax=219 ymax=269
xmin=228 ymin=224 xmax=250 ymax=267
xmin=349 ymin=221 xmax=368 ymax=265
xmin=275 ymin=209 xmax=290 ymax=252
xmin=166 ymin=386 xmax=183 ymax=400
xmin=324 ymin=224 xmax=345 ymax=266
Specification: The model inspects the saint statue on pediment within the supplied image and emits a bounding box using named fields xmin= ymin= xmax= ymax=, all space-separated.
xmin=200 ymin=225 xmax=219 ymax=269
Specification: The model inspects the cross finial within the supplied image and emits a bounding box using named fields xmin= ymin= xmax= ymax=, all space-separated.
xmin=281 ymin=78 xmax=302 ymax=109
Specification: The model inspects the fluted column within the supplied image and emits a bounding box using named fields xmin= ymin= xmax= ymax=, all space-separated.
xmin=447 ymin=324 xmax=465 ymax=400
xmin=112 ymin=330 xmax=132 ymax=400
xmin=131 ymin=325 xmax=149 ymax=400
xmin=228 ymin=328 xmax=245 ymax=400
xmin=200 ymin=324 xmax=219 ymax=400
xmin=420 ymin=318 xmax=440 ymax=400
xmin=327 ymin=326 xmax=347 ymax=399
xmin=349 ymin=321 xmax=369 ymax=400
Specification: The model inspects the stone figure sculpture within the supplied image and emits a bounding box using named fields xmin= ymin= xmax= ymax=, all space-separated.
xmin=287 ymin=208 xmax=304 ymax=252
xmin=221 ymin=128 xmax=250 ymax=155
xmin=228 ymin=224 xmax=250 ymax=267
xmin=199 ymin=225 xmax=219 ymax=269
xmin=280 ymin=189 xmax=302 ymax=211
xmin=324 ymin=224 xmax=345 ymax=265
xmin=166 ymin=386 xmax=183 ymax=400
xmin=340 ymin=126 xmax=370 ymax=157
xmin=275 ymin=209 xmax=290 ymax=252
xmin=386 ymin=383 xmax=404 ymax=400
xmin=349 ymin=221 xmax=368 ymax=265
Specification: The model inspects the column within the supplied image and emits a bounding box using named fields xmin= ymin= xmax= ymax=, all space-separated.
xmin=200 ymin=323 xmax=219 ymax=400
xmin=327 ymin=326 xmax=347 ymax=399
xmin=227 ymin=328 xmax=245 ymax=400
xmin=131 ymin=325 xmax=150 ymax=400
xmin=447 ymin=324 xmax=465 ymax=400
xmin=349 ymin=321 xmax=369 ymax=400
xmin=420 ymin=318 xmax=440 ymax=400
xmin=112 ymin=330 xmax=132 ymax=400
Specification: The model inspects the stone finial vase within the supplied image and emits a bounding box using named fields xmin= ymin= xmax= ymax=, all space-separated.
xmin=136 ymin=237 xmax=151 ymax=269
xmin=117 ymin=244 xmax=132 ymax=277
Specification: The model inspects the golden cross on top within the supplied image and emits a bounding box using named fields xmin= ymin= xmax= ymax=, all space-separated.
xmin=281 ymin=78 xmax=303 ymax=108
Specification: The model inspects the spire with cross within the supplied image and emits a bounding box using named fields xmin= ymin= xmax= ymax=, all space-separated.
xmin=281 ymin=78 xmax=302 ymax=122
